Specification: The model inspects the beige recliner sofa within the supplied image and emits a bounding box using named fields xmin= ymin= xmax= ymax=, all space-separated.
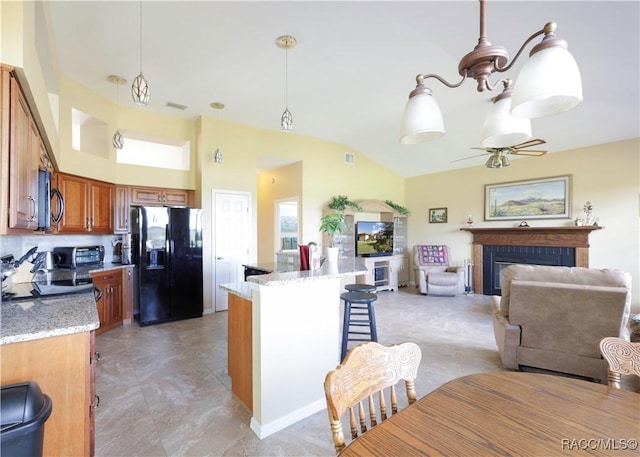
xmin=491 ymin=264 xmax=632 ymax=381
xmin=413 ymin=245 xmax=464 ymax=296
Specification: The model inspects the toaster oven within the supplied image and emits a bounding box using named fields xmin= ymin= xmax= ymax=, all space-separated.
xmin=53 ymin=246 xmax=104 ymax=269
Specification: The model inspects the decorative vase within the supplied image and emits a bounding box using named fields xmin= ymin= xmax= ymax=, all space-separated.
xmin=326 ymin=247 xmax=340 ymax=263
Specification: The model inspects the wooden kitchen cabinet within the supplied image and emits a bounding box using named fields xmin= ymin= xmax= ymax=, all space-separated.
xmin=91 ymin=269 xmax=123 ymax=334
xmin=123 ymin=265 xmax=135 ymax=324
xmin=130 ymin=185 xmax=193 ymax=207
xmin=56 ymin=173 xmax=114 ymax=234
xmin=1 ymin=330 xmax=96 ymax=456
xmin=1 ymin=66 xmax=48 ymax=232
xmin=114 ymin=185 xmax=131 ymax=233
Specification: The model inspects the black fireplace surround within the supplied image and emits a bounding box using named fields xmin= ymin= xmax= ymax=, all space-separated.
xmin=483 ymin=245 xmax=575 ymax=296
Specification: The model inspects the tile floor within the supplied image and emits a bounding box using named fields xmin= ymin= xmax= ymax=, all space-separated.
xmin=95 ymin=287 xmax=504 ymax=456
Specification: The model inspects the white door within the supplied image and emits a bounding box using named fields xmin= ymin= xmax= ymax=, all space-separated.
xmin=214 ymin=191 xmax=250 ymax=311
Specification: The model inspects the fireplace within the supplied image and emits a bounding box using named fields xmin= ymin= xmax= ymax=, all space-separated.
xmin=461 ymin=226 xmax=603 ymax=295
xmin=482 ymin=245 xmax=575 ymax=295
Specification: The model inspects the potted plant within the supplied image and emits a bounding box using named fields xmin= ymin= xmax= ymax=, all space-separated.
xmin=328 ymin=195 xmax=362 ymax=213
xmin=319 ymin=212 xmax=347 ymax=262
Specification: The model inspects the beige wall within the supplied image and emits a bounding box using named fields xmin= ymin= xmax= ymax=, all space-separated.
xmin=257 ymin=161 xmax=303 ymax=263
xmin=197 ymin=115 xmax=405 ymax=312
xmin=405 ymin=138 xmax=640 ymax=312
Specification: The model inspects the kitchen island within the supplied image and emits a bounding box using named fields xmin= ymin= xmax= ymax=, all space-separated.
xmin=220 ymin=257 xmax=367 ymax=439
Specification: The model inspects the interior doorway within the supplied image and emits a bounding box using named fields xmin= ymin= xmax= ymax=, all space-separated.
xmin=213 ymin=190 xmax=250 ymax=311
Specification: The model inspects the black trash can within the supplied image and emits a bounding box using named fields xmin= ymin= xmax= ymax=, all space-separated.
xmin=0 ymin=381 xmax=53 ymax=457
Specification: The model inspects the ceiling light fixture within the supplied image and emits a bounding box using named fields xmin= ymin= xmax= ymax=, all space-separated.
xmin=399 ymin=0 xmax=582 ymax=145
xmin=131 ymin=0 xmax=150 ymax=106
xmin=481 ymin=79 xmax=531 ymax=148
xmin=210 ymin=102 xmax=224 ymax=163
xmin=108 ymin=74 xmax=127 ymax=150
xmin=484 ymin=151 xmax=510 ymax=169
xmin=277 ymin=35 xmax=297 ymax=132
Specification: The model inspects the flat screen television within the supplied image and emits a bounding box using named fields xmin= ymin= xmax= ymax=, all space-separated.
xmin=355 ymin=221 xmax=394 ymax=257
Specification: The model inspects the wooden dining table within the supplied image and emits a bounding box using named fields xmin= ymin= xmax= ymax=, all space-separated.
xmin=339 ymin=372 xmax=639 ymax=456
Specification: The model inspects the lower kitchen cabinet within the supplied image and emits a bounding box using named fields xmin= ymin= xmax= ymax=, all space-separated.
xmin=0 ymin=330 xmax=96 ymax=456
xmin=123 ymin=265 xmax=134 ymax=324
xmin=228 ymin=293 xmax=252 ymax=411
xmin=91 ymin=269 xmax=123 ymax=334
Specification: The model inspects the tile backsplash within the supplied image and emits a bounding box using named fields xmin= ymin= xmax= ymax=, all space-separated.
xmin=0 ymin=233 xmax=124 ymax=264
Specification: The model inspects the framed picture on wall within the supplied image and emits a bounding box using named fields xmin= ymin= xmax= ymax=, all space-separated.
xmin=429 ymin=207 xmax=448 ymax=223
xmin=485 ymin=175 xmax=572 ymax=221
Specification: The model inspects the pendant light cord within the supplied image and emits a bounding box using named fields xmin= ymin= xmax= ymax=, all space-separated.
xmin=284 ymin=47 xmax=289 ymax=109
xmin=139 ymin=0 xmax=143 ymax=73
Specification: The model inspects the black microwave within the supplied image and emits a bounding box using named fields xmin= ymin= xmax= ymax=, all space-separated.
xmin=37 ymin=169 xmax=64 ymax=231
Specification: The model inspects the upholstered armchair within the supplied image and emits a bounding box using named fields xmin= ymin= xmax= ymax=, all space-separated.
xmin=413 ymin=245 xmax=464 ymax=296
xmin=492 ymin=264 xmax=632 ymax=381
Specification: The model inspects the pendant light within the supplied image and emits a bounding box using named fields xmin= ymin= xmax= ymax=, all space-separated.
xmin=277 ymin=35 xmax=296 ymax=132
xmin=109 ymin=75 xmax=126 ymax=149
xmin=131 ymin=0 xmax=150 ymax=105
xmin=210 ymin=102 xmax=224 ymax=163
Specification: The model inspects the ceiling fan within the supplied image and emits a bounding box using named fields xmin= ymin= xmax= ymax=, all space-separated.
xmin=452 ymin=139 xmax=547 ymax=168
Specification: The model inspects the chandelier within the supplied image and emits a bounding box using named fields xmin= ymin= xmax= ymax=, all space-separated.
xmin=399 ymin=0 xmax=582 ymax=147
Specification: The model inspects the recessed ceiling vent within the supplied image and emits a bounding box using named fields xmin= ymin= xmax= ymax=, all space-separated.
xmin=344 ymin=152 xmax=355 ymax=164
xmin=165 ymin=102 xmax=188 ymax=110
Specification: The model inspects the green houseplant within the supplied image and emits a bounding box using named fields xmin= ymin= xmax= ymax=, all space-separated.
xmin=327 ymin=195 xmax=362 ymax=213
xmin=319 ymin=212 xmax=347 ymax=262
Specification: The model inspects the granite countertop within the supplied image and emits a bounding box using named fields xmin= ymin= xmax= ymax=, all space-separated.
xmin=1 ymin=292 xmax=99 ymax=345
xmin=219 ymin=282 xmax=254 ymax=300
xmin=0 ymin=263 xmax=129 ymax=345
xmin=221 ymin=258 xmax=367 ymax=299
xmin=245 ymin=257 xmax=367 ymax=286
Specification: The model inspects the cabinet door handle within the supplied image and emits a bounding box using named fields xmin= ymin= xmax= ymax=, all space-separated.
xmin=28 ymin=196 xmax=37 ymax=221
xmin=94 ymin=394 xmax=100 ymax=409
xmin=94 ymin=286 xmax=103 ymax=302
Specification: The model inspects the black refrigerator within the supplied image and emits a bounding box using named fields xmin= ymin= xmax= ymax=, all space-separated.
xmin=132 ymin=206 xmax=203 ymax=326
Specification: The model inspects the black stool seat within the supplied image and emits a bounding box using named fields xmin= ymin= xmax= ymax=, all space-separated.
xmin=340 ymin=292 xmax=378 ymax=361
xmin=344 ymin=283 xmax=377 ymax=293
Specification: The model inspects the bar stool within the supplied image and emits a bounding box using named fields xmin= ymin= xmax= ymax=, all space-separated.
xmin=344 ymin=283 xmax=377 ymax=294
xmin=340 ymin=291 xmax=378 ymax=361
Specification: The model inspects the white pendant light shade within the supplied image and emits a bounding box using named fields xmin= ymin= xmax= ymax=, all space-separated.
xmin=481 ymin=95 xmax=532 ymax=148
xmin=510 ymin=45 xmax=582 ymax=119
xmin=399 ymin=88 xmax=445 ymax=144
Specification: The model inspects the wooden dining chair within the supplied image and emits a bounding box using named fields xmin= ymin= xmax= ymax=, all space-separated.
xmin=599 ymin=337 xmax=640 ymax=389
xmin=323 ymin=341 xmax=422 ymax=454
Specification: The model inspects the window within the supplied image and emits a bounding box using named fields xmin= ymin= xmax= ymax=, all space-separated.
xmin=116 ymin=130 xmax=190 ymax=170
xmin=71 ymin=108 xmax=109 ymax=158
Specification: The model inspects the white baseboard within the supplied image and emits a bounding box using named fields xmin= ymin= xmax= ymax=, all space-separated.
xmin=249 ymin=398 xmax=326 ymax=439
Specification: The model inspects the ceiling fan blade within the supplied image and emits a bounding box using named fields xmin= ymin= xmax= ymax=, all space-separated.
xmin=470 ymin=147 xmax=488 ymax=151
xmin=450 ymin=152 xmax=490 ymax=163
xmin=513 ymin=138 xmax=546 ymax=149
xmin=510 ymin=150 xmax=547 ymax=156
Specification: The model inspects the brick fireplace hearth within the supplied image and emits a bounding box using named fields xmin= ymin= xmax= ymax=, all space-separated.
xmin=461 ymin=226 xmax=603 ymax=295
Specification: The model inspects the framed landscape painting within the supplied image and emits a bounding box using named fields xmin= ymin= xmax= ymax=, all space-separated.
xmin=484 ymin=175 xmax=572 ymax=221
xmin=429 ymin=207 xmax=448 ymax=223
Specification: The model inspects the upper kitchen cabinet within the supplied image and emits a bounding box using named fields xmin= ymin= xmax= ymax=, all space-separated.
xmin=56 ymin=172 xmax=114 ymax=234
xmin=1 ymin=66 xmax=49 ymax=233
xmin=130 ymin=186 xmax=193 ymax=207
xmin=114 ymin=185 xmax=130 ymax=233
